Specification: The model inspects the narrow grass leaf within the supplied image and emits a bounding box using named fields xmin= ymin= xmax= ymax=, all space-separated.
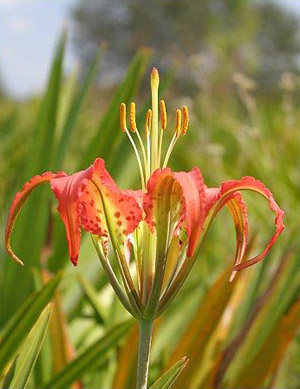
xmin=0 ymin=273 xmax=61 ymax=373
xmin=112 ymin=325 xmax=139 ymax=389
xmin=80 ymin=48 xmax=150 ymax=169
xmin=1 ymin=32 xmax=66 ymax=324
xmin=233 ymin=298 xmax=300 ymax=388
xmin=8 ymin=304 xmax=52 ymax=389
xmin=41 ymin=320 xmax=133 ymax=389
xmin=55 ymin=51 xmax=101 ymax=169
xmin=77 ymin=275 xmax=106 ymax=324
xmin=150 ymin=357 xmax=189 ymax=389
xmin=166 ymin=265 xmax=237 ymax=388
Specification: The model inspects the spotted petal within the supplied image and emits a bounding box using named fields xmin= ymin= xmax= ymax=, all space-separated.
xmin=5 ymin=172 xmax=64 ymax=265
xmin=143 ymin=167 xmax=206 ymax=257
xmin=78 ymin=158 xmax=143 ymax=250
xmin=50 ymin=169 xmax=93 ymax=265
xmin=205 ymin=176 xmax=284 ymax=271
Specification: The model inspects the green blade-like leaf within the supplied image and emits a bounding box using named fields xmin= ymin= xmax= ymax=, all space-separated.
xmin=1 ymin=32 xmax=66 ymax=324
xmin=77 ymin=275 xmax=106 ymax=324
xmin=1 ymin=359 xmax=17 ymax=389
xmin=8 ymin=304 xmax=52 ymax=389
xmin=150 ymin=357 xmax=189 ymax=389
xmin=0 ymin=273 xmax=61 ymax=374
xmin=165 ymin=265 xmax=237 ymax=388
xmin=232 ymin=298 xmax=300 ymax=388
xmin=41 ymin=319 xmax=133 ymax=389
xmin=80 ymin=48 xmax=150 ymax=169
xmin=55 ymin=51 xmax=101 ymax=169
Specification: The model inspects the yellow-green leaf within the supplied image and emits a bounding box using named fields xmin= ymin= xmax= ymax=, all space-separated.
xmin=150 ymin=357 xmax=189 ymax=389
xmin=8 ymin=304 xmax=52 ymax=389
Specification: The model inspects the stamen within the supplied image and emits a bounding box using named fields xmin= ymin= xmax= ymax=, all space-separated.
xmin=120 ymin=103 xmax=127 ymax=133
xmin=146 ymin=109 xmax=152 ymax=178
xmin=145 ymin=109 xmax=152 ymax=136
xmin=162 ymin=132 xmax=177 ymax=168
xmin=181 ymin=106 xmax=189 ymax=135
xmin=120 ymin=103 xmax=146 ymax=188
xmin=162 ymin=108 xmax=182 ymax=168
xmin=125 ymin=129 xmax=146 ymax=189
xmin=132 ymin=106 xmax=149 ymax=181
xmin=175 ymin=109 xmax=182 ymax=136
xmin=160 ymin=100 xmax=167 ymax=130
xmin=130 ymin=102 xmax=137 ymax=133
xmin=158 ymin=100 xmax=167 ymax=166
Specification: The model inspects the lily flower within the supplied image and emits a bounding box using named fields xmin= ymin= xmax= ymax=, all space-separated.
xmin=5 ymin=68 xmax=284 ymax=320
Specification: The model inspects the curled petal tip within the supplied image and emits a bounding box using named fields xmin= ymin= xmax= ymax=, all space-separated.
xmin=70 ymin=255 xmax=78 ymax=266
xmin=8 ymin=249 xmax=24 ymax=266
xmin=14 ymin=257 xmax=24 ymax=267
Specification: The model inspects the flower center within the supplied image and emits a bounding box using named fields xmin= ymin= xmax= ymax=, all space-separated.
xmin=120 ymin=68 xmax=189 ymax=189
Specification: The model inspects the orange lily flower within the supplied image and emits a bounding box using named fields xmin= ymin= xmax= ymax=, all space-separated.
xmin=5 ymin=68 xmax=284 ymax=320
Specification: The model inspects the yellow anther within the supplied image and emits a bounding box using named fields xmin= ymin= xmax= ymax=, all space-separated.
xmin=130 ymin=102 xmax=137 ymax=133
xmin=160 ymin=100 xmax=167 ymax=130
xmin=145 ymin=109 xmax=152 ymax=136
xmin=120 ymin=103 xmax=127 ymax=133
xmin=181 ymin=106 xmax=189 ymax=135
xmin=175 ymin=109 xmax=182 ymax=136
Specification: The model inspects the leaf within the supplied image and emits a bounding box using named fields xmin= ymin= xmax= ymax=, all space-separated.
xmin=8 ymin=304 xmax=52 ymax=389
xmin=0 ymin=273 xmax=61 ymax=374
xmin=112 ymin=325 xmax=139 ymax=389
xmin=40 ymin=319 xmax=134 ymax=389
xmin=77 ymin=275 xmax=106 ymax=325
xmin=232 ymin=298 xmax=300 ymax=388
xmin=80 ymin=48 xmax=151 ymax=170
xmin=165 ymin=265 xmax=238 ymax=388
xmin=1 ymin=32 xmax=66 ymax=324
xmin=150 ymin=357 xmax=189 ymax=389
xmin=1 ymin=359 xmax=17 ymax=389
xmin=48 ymin=293 xmax=74 ymax=374
xmin=219 ymin=251 xmax=299 ymax=385
xmin=54 ymin=51 xmax=101 ymax=170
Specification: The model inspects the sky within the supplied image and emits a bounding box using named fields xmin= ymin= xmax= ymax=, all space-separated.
xmin=0 ymin=0 xmax=76 ymax=99
xmin=1 ymin=0 xmax=300 ymax=99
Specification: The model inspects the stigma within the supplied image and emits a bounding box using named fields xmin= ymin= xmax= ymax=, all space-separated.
xmin=119 ymin=68 xmax=189 ymax=187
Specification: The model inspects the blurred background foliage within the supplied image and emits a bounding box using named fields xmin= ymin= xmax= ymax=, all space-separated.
xmin=0 ymin=0 xmax=300 ymax=388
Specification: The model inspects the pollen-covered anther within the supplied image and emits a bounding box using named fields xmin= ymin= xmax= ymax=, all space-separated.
xmin=120 ymin=103 xmax=127 ymax=133
xmin=175 ymin=109 xmax=182 ymax=136
xmin=145 ymin=108 xmax=152 ymax=136
xmin=130 ymin=102 xmax=137 ymax=133
xmin=160 ymin=100 xmax=167 ymax=130
xmin=181 ymin=106 xmax=189 ymax=135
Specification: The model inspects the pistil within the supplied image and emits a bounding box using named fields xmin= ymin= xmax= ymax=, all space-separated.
xmin=150 ymin=68 xmax=160 ymax=173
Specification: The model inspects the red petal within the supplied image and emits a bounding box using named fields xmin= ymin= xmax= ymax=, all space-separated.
xmin=50 ymin=169 xmax=92 ymax=265
xmin=205 ymin=176 xmax=284 ymax=271
xmin=79 ymin=158 xmax=143 ymax=247
xmin=226 ymin=192 xmax=249 ymax=280
xmin=144 ymin=167 xmax=206 ymax=257
xmin=5 ymin=172 xmax=60 ymax=265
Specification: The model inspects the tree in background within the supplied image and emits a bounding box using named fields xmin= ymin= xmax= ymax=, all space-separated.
xmin=72 ymin=0 xmax=300 ymax=96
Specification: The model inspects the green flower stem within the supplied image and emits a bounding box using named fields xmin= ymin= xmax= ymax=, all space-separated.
xmin=136 ymin=319 xmax=154 ymax=389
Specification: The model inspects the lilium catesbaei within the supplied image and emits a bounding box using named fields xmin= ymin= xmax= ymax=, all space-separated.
xmin=5 ymin=68 xmax=284 ymax=320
